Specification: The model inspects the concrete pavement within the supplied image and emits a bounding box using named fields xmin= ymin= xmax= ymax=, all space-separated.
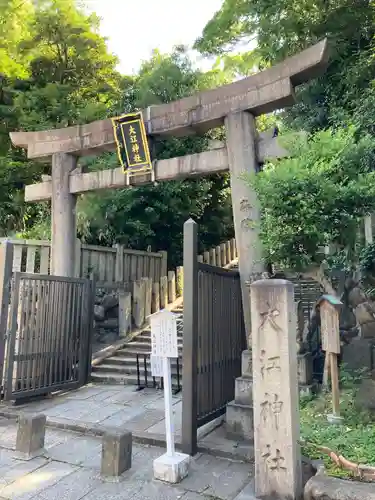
xmin=0 ymin=417 xmax=255 ymax=500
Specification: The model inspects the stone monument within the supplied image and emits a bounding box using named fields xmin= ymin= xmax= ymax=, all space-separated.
xmin=251 ymin=279 xmax=302 ymax=500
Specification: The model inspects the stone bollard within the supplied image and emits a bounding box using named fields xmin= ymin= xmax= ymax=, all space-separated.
xmin=101 ymin=428 xmax=132 ymax=481
xmin=16 ymin=413 xmax=46 ymax=459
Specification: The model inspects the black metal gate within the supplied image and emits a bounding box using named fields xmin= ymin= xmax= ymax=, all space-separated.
xmin=3 ymin=273 xmax=94 ymax=402
xmin=182 ymin=219 xmax=246 ymax=455
xmin=196 ymin=263 xmax=246 ymax=425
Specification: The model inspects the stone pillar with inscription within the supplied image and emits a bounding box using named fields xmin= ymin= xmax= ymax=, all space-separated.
xmin=251 ymin=279 xmax=302 ymax=500
xmin=225 ymin=111 xmax=264 ymax=341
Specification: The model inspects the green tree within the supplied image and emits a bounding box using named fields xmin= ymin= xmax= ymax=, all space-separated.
xmin=75 ymin=47 xmax=234 ymax=267
xmin=196 ymin=0 xmax=375 ymax=133
xmin=0 ymin=0 xmax=122 ymax=236
xmin=249 ymin=128 xmax=375 ymax=290
xmin=0 ymin=0 xmax=34 ymax=79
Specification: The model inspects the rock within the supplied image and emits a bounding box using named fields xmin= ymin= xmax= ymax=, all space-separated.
xmin=94 ymin=305 xmax=105 ymax=321
xmin=340 ymin=307 xmax=357 ymax=330
xmin=355 ymin=302 xmax=375 ymax=325
xmin=355 ymin=377 xmax=375 ymax=412
xmin=106 ymin=305 xmax=119 ymax=319
xmin=348 ymin=287 xmax=367 ymax=308
xmin=101 ymin=318 xmax=119 ymax=329
xmin=302 ymin=456 xmax=317 ymax=488
xmin=304 ymin=474 xmax=375 ymax=500
xmin=101 ymin=295 xmax=119 ymax=312
xmin=360 ymin=321 xmax=375 ymax=339
xmin=342 ymin=339 xmax=373 ymax=373
xmin=97 ymin=331 xmax=118 ymax=344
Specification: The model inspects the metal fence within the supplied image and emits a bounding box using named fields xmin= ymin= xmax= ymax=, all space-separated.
xmin=135 ymin=353 xmax=182 ymax=394
xmin=3 ymin=272 xmax=94 ymax=402
xmin=182 ymin=219 xmax=246 ymax=455
xmin=196 ymin=263 xmax=246 ymax=425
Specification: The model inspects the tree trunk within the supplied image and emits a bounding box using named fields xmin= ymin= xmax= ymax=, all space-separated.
xmin=303 ymin=265 xmax=337 ymax=296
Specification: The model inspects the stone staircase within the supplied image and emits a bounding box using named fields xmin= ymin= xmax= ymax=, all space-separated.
xmin=91 ymin=307 xmax=183 ymax=386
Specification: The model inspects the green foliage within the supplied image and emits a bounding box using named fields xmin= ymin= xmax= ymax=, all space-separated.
xmin=197 ymin=0 xmax=375 ymax=135
xmin=74 ymin=47 xmax=234 ymax=267
xmin=359 ymin=243 xmax=375 ymax=275
xmin=9 ymin=23 xmax=233 ymax=264
xmin=248 ymin=128 xmax=375 ymax=271
xmin=300 ymin=368 xmax=375 ymax=478
xmin=0 ymin=0 xmax=35 ymax=79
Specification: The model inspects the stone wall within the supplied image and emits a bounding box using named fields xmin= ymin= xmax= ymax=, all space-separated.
xmin=94 ymin=286 xmax=124 ymax=345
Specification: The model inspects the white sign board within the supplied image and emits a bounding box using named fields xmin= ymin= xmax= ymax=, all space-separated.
xmin=151 ymin=310 xmax=178 ymax=358
xmin=150 ymin=355 xmax=163 ymax=377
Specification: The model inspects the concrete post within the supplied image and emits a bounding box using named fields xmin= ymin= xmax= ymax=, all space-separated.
xmin=364 ymin=215 xmax=374 ymax=244
xmin=101 ymin=428 xmax=132 ymax=479
xmin=251 ymin=279 xmax=302 ymax=500
xmin=181 ymin=219 xmax=198 ymax=456
xmin=225 ymin=111 xmax=264 ymax=340
xmin=51 ymin=153 xmax=77 ymax=277
xmin=16 ymin=413 xmax=46 ymax=459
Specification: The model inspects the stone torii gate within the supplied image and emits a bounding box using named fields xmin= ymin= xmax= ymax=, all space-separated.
xmin=11 ymin=39 xmax=328 ymax=336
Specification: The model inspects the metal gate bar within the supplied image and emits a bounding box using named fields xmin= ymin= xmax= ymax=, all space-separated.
xmin=182 ymin=219 xmax=246 ymax=455
xmin=4 ymin=272 xmax=94 ymax=401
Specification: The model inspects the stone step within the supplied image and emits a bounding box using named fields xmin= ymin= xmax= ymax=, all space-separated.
xmin=91 ymin=372 xmax=145 ymax=385
xmin=136 ymin=330 xmax=183 ymax=340
xmin=91 ymin=311 xmax=185 ymax=385
xmin=91 ymin=369 xmax=182 ymax=386
xmin=113 ymin=345 xmax=183 ymax=358
xmin=102 ymin=355 xmax=182 ymax=368
xmin=92 ymin=362 xmax=182 ymax=377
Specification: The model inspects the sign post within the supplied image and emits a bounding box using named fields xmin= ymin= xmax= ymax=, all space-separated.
xmin=151 ymin=310 xmax=190 ymax=483
xmin=317 ymin=295 xmax=344 ymax=425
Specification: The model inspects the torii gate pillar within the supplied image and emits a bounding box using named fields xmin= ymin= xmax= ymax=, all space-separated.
xmin=51 ymin=153 xmax=77 ymax=277
xmin=225 ymin=111 xmax=262 ymax=338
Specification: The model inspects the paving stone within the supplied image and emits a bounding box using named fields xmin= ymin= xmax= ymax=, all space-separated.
xmin=0 ymin=424 xmax=17 ymax=450
xmin=0 ymin=460 xmax=77 ymax=500
xmin=36 ymin=467 xmax=102 ymax=500
xmin=77 ymin=475 xmax=144 ymax=500
xmin=146 ymin=405 xmax=181 ymax=435
xmin=0 ymin=448 xmax=18 ymax=467
xmin=103 ymin=387 xmax=142 ymax=405
xmin=65 ymin=386 xmax=108 ymax=400
xmin=43 ymin=401 xmax=95 ymax=419
xmin=125 ymin=409 xmax=165 ymax=433
xmin=47 ymin=435 xmax=101 ymax=466
xmin=78 ymin=404 xmax=124 ymax=424
xmin=89 ymin=390 xmax=121 ymax=403
xmin=203 ymin=461 xmax=252 ymax=499
xmin=11 ymin=401 xmax=56 ymax=415
xmin=0 ymin=457 xmax=47 ymax=487
xmin=199 ymin=425 xmax=255 ymax=462
xmin=132 ymin=481 xmax=187 ymax=500
xmin=179 ymin=454 xmax=230 ymax=494
xmin=44 ymin=429 xmax=79 ymax=450
xmin=233 ymin=480 xmax=256 ymax=500
xmin=130 ymin=445 xmax=166 ymax=478
xmin=144 ymin=395 xmax=181 ymax=412
xmin=183 ymin=493 xmax=212 ymax=500
xmin=46 ymin=417 xmax=82 ymax=429
xmin=99 ymin=407 xmax=145 ymax=428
